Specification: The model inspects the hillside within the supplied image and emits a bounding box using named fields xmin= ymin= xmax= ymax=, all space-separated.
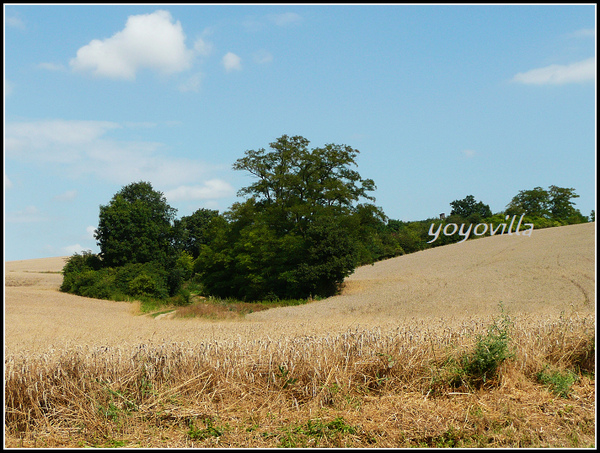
xmin=4 ymin=222 xmax=595 ymax=355
xmin=248 ymin=221 xmax=595 ymax=323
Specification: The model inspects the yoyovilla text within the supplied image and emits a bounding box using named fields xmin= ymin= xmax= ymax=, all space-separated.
xmin=428 ymin=214 xmax=534 ymax=244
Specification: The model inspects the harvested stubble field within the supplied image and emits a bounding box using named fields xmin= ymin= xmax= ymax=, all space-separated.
xmin=4 ymin=222 xmax=596 ymax=448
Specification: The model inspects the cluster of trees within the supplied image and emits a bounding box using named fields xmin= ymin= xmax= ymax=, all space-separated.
xmin=60 ymin=134 xmax=591 ymax=303
xmin=61 ymin=136 xmax=402 ymax=302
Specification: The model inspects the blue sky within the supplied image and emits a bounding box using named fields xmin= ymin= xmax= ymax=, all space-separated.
xmin=4 ymin=4 xmax=596 ymax=261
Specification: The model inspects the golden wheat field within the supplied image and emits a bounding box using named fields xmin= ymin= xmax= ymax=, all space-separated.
xmin=4 ymin=222 xmax=596 ymax=448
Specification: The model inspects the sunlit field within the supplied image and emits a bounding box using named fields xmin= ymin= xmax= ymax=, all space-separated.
xmin=5 ymin=223 xmax=595 ymax=447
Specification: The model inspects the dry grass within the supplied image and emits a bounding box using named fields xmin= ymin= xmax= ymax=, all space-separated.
xmin=4 ymin=223 xmax=596 ymax=447
xmin=4 ymin=314 xmax=595 ymax=447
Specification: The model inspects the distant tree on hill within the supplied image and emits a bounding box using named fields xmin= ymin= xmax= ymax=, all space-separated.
xmin=450 ymin=195 xmax=492 ymax=221
xmin=505 ymin=185 xmax=586 ymax=224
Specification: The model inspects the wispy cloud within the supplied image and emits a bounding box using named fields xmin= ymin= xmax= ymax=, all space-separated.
xmin=243 ymin=12 xmax=303 ymax=31
xmin=38 ymin=62 xmax=66 ymax=72
xmin=70 ymin=10 xmax=194 ymax=80
xmin=165 ymin=180 xmax=236 ymax=202
xmin=461 ymin=149 xmax=476 ymax=158
xmin=6 ymin=206 xmax=46 ymax=223
xmin=512 ymin=57 xmax=595 ymax=85
xmin=194 ymin=37 xmax=214 ymax=57
xmin=63 ymin=244 xmax=86 ymax=256
xmin=6 ymin=15 xmax=25 ymax=30
xmin=5 ymin=120 xmax=122 ymax=163
xmin=5 ymin=79 xmax=14 ymax=96
xmin=222 ymin=52 xmax=242 ymax=72
xmin=5 ymin=119 xmax=231 ymax=191
xmin=267 ymin=12 xmax=302 ymax=27
xmin=253 ymin=49 xmax=273 ymax=64
xmin=565 ymin=28 xmax=595 ymax=39
xmin=86 ymin=226 xmax=97 ymax=240
xmin=53 ymin=190 xmax=78 ymax=202
xmin=178 ymin=72 xmax=203 ymax=92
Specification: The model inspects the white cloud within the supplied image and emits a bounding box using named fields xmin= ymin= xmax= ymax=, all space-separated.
xmin=178 ymin=72 xmax=202 ymax=92
xmin=53 ymin=190 xmax=78 ymax=202
xmin=5 ymin=79 xmax=14 ymax=96
xmin=566 ymin=28 xmax=595 ymax=39
xmin=86 ymin=226 xmax=97 ymax=240
xmin=253 ymin=49 xmax=273 ymax=64
xmin=38 ymin=62 xmax=66 ymax=71
xmin=165 ymin=180 xmax=235 ymax=202
xmin=194 ymin=37 xmax=213 ymax=57
xmin=70 ymin=10 xmax=194 ymax=80
xmin=267 ymin=12 xmax=302 ymax=27
xmin=512 ymin=57 xmax=595 ymax=85
xmin=5 ymin=120 xmax=121 ymax=163
xmin=461 ymin=149 xmax=476 ymax=158
xmin=5 ymin=176 xmax=13 ymax=189
xmin=6 ymin=206 xmax=46 ymax=223
xmin=63 ymin=244 xmax=86 ymax=256
xmin=5 ymin=119 xmax=218 ymax=187
xmin=222 ymin=52 xmax=242 ymax=72
xmin=6 ymin=15 xmax=25 ymax=30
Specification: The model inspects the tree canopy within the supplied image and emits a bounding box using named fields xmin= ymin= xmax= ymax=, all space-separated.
xmin=505 ymin=185 xmax=586 ymax=223
xmin=450 ymin=195 xmax=492 ymax=221
xmin=194 ymin=135 xmax=384 ymax=300
xmin=95 ymin=181 xmax=178 ymax=268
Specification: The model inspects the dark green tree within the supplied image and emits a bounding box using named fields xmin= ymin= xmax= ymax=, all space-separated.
xmin=173 ymin=208 xmax=220 ymax=259
xmin=195 ymin=135 xmax=381 ymax=300
xmin=450 ymin=195 xmax=492 ymax=220
xmin=95 ymin=181 xmax=178 ymax=268
xmin=547 ymin=185 xmax=586 ymax=223
xmin=505 ymin=185 xmax=586 ymax=224
xmin=505 ymin=186 xmax=550 ymax=218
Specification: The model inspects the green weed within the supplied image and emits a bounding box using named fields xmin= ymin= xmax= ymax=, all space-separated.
xmin=187 ymin=419 xmax=224 ymax=441
xmin=536 ymin=367 xmax=578 ymax=398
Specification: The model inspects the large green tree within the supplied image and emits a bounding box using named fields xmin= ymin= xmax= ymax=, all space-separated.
xmin=195 ymin=135 xmax=382 ymax=300
xmin=95 ymin=181 xmax=178 ymax=268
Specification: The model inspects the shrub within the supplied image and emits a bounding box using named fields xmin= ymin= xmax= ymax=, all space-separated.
xmin=60 ymin=251 xmax=103 ymax=293
xmin=128 ymin=273 xmax=159 ymax=298
xmin=447 ymin=305 xmax=514 ymax=389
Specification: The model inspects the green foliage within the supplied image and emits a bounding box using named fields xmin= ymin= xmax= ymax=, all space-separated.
xmin=278 ymin=417 xmax=358 ymax=448
xmin=536 ymin=367 xmax=578 ymax=398
xmin=505 ymin=185 xmax=585 ymax=223
xmin=60 ymin=251 xmax=103 ymax=293
xmin=174 ymin=208 xmax=219 ymax=259
xmin=95 ymin=181 xmax=177 ymax=268
xmin=61 ymin=260 xmax=169 ymax=301
xmin=450 ymin=195 xmax=492 ymax=219
xmin=195 ymin=135 xmax=384 ymax=301
xmin=187 ymin=419 xmax=224 ymax=441
xmin=446 ymin=305 xmax=514 ymax=389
